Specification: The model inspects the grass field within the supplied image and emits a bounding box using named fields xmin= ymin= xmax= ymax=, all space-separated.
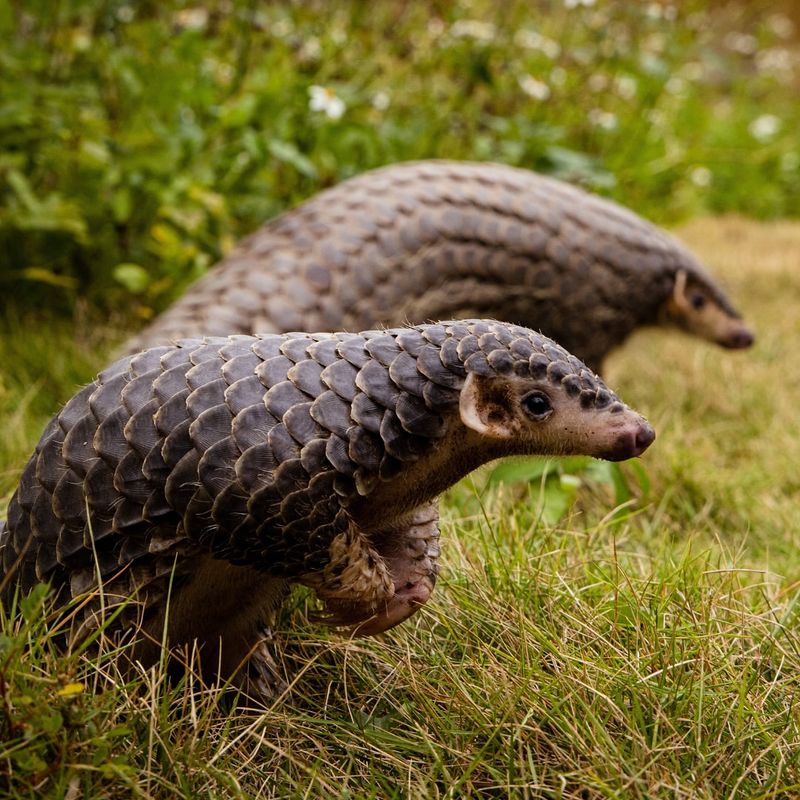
xmin=2 ymin=0 xmax=800 ymax=796
xmin=2 ymin=218 xmax=799 ymax=798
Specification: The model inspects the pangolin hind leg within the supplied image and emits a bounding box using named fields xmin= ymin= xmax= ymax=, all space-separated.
xmin=231 ymin=623 xmax=288 ymax=702
xmin=130 ymin=557 xmax=290 ymax=699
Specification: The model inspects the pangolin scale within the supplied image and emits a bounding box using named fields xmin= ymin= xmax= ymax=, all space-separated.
xmin=0 ymin=320 xmax=653 ymax=694
xmin=125 ymin=161 xmax=753 ymax=371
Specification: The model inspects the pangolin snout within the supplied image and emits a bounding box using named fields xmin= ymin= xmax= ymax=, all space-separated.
xmin=720 ymin=326 xmax=755 ymax=349
xmin=601 ymin=420 xmax=656 ymax=462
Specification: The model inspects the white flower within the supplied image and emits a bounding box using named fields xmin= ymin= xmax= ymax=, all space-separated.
xmin=756 ymin=48 xmax=795 ymax=76
xmin=614 ymin=75 xmax=637 ymax=100
xmin=565 ymin=0 xmax=596 ymax=7
xmin=646 ymin=3 xmax=677 ymax=21
xmin=665 ymin=76 xmax=686 ymax=95
xmin=645 ymin=3 xmax=663 ymax=19
xmin=371 ymin=91 xmax=390 ymax=111
xmin=767 ymin=13 xmax=795 ymax=40
xmin=427 ymin=18 xmax=445 ymax=37
xmin=426 ymin=17 xmax=446 ymax=38
xmin=308 ymin=86 xmax=346 ymax=120
xmin=449 ymin=20 xmax=496 ymax=42
xmin=298 ymin=38 xmax=321 ymax=62
xmin=252 ymin=11 xmax=269 ymax=31
xmin=588 ymin=74 xmax=609 ymax=92
xmin=588 ymin=109 xmax=618 ymax=130
xmin=518 ymin=75 xmax=550 ymax=101
xmin=514 ymin=29 xmax=560 ymax=59
xmin=749 ymin=114 xmax=781 ymax=141
xmin=117 ymin=5 xmax=134 ymax=23
xmin=271 ymin=19 xmax=294 ymax=38
xmin=173 ymin=7 xmax=208 ymax=31
xmin=689 ymin=166 xmax=712 ymax=187
xmin=724 ymin=32 xmax=758 ymax=56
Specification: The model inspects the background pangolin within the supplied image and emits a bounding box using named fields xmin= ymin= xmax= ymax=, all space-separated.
xmin=124 ymin=160 xmax=754 ymax=372
xmin=0 ymin=320 xmax=653 ymax=697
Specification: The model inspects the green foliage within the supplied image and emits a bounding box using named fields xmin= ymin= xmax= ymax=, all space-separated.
xmin=488 ymin=456 xmax=651 ymax=525
xmin=0 ymin=585 xmax=243 ymax=798
xmin=0 ymin=0 xmax=798 ymax=318
xmin=0 ymin=311 xmax=119 ymax=500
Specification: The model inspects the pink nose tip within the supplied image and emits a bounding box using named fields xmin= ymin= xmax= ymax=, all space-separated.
xmin=602 ymin=421 xmax=656 ymax=462
xmin=724 ymin=328 xmax=755 ymax=349
xmin=635 ymin=422 xmax=656 ymax=453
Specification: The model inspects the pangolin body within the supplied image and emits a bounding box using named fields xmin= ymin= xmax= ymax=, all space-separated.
xmin=125 ymin=161 xmax=753 ymax=371
xmin=1 ymin=320 xmax=653 ymax=693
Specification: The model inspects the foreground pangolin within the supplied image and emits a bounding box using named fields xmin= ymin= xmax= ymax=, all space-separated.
xmin=0 ymin=320 xmax=654 ymax=696
xmin=125 ymin=160 xmax=753 ymax=372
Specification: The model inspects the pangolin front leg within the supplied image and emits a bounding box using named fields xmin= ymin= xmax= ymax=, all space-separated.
xmin=305 ymin=501 xmax=441 ymax=636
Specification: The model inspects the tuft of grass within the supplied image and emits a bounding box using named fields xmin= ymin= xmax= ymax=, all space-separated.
xmin=2 ymin=218 xmax=800 ymax=796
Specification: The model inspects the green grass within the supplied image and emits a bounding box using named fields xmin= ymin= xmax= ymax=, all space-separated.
xmin=2 ymin=219 xmax=800 ymax=797
xmin=2 ymin=1 xmax=800 ymax=795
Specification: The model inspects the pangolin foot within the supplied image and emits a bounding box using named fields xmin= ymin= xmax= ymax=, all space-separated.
xmin=234 ymin=626 xmax=288 ymax=704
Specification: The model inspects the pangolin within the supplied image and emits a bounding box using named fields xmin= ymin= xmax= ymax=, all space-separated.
xmin=124 ymin=160 xmax=754 ymax=372
xmin=0 ymin=320 xmax=654 ymax=697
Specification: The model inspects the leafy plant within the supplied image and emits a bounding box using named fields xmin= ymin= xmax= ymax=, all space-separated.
xmin=488 ymin=456 xmax=651 ymax=524
xmin=0 ymin=0 xmax=797 ymax=320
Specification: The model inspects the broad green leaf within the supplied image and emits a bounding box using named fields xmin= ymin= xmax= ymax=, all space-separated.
xmin=488 ymin=456 xmax=553 ymax=486
xmin=113 ymin=263 xmax=150 ymax=293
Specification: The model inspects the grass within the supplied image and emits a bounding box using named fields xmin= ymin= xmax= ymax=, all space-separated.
xmin=2 ymin=218 xmax=800 ymax=797
xmin=2 ymin=0 xmax=800 ymax=795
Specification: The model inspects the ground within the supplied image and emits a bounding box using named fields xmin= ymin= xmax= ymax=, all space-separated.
xmin=2 ymin=217 xmax=800 ymax=798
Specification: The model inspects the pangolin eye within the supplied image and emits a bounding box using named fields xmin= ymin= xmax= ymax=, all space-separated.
xmin=690 ymin=293 xmax=706 ymax=310
xmin=521 ymin=391 xmax=552 ymax=421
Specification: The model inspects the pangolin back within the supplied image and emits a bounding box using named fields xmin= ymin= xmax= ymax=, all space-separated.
xmin=124 ymin=160 xmax=747 ymax=369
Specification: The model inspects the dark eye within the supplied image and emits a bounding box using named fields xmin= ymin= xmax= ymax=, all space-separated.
xmin=522 ymin=391 xmax=552 ymax=420
xmin=690 ymin=293 xmax=706 ymax=310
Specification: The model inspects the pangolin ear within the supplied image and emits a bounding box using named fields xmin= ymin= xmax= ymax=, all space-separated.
xmin=459 ymin=373 xmax=516 ymax=439
xmin=671 ymin=269 xmax=690 ymax=312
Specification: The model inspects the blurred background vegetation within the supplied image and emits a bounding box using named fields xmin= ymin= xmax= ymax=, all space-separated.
xmin=1 ymin=0 xmax=798 ymax=322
